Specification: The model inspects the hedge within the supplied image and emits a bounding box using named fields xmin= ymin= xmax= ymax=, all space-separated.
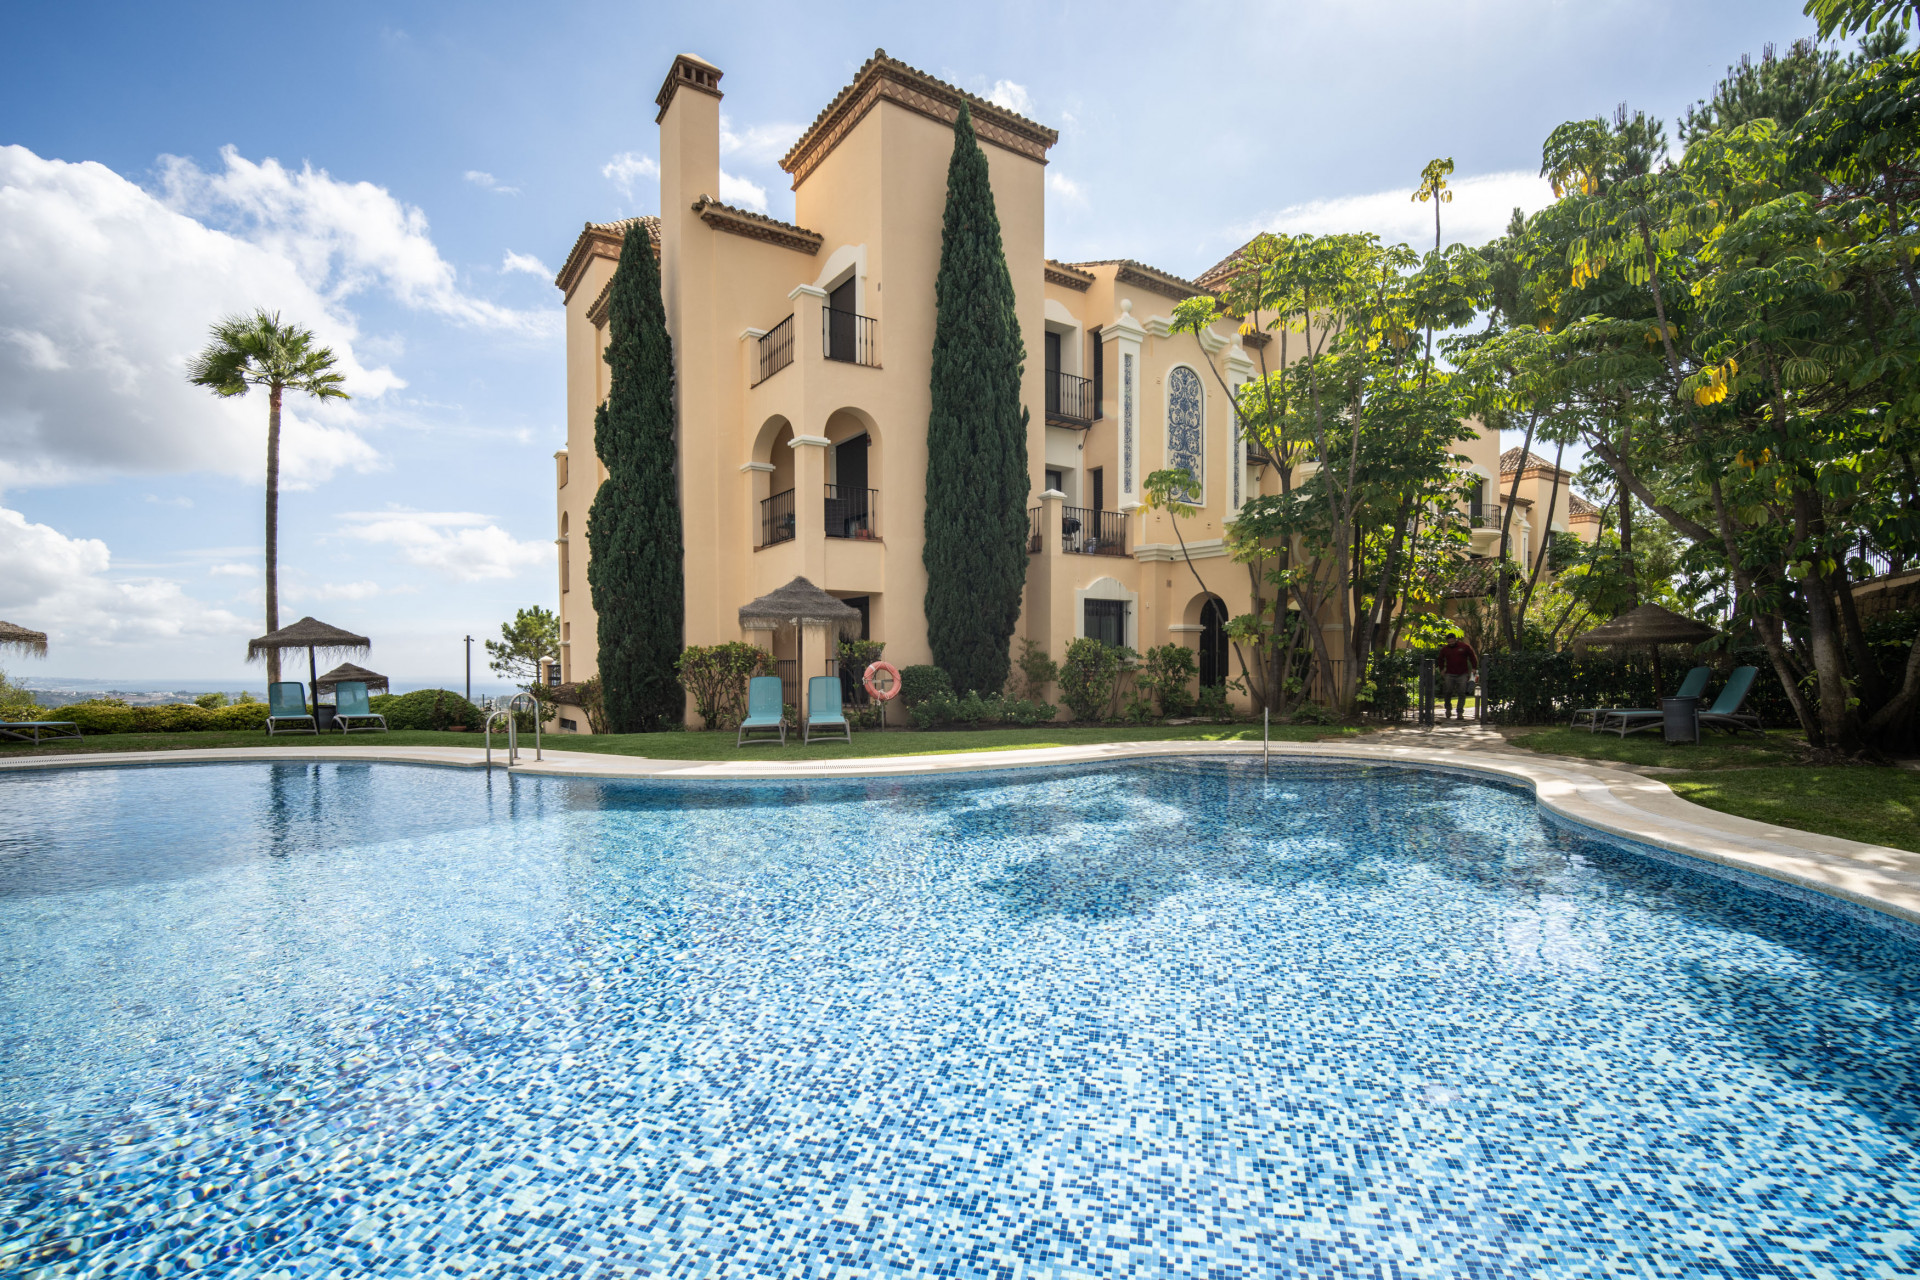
xmin=34 ymin=699 xmax=271 ymax=735
xmin=367 ymin=688 xmax=483 ymax=731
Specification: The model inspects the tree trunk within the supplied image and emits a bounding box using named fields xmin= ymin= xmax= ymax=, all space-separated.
xmin=1496 ymin=410 xmax=1538 ymax=644
xmin=1794 ymin=493 xmax=1856 ymax=750
xmin=1515 ymin=439 xmax=1566 ymax=638
xmin=265 ymin=383 xmax=282 ymax=686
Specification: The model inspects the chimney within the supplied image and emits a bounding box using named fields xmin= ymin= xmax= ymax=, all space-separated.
xmin=657 ymin=53 xmax=722 ymax=221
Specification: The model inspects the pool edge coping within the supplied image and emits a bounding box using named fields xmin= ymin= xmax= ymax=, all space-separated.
xmin=4 ymin=739 xmax=1917 ymax=930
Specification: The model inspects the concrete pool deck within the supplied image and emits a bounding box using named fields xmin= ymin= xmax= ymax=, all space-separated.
xmin=5 ymin=736 xmax=1917 ymax=932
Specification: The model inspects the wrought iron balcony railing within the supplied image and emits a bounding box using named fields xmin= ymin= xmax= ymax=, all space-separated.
xmin=823 ymin=308 xmax=879 ymax=366
xmin=755 ymin=314 xmax=794 ymax=385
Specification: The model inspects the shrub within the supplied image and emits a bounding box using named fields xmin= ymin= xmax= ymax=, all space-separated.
xmin=193 ymin=691 xmax=229 ymax=710
xmin=1289 ymin=702 xmax=1338 ymax=726
xmin=1196 ymin=683 xmax=1232 ymax=721
xmin=1014 ymin=639 xmax=1059 ymax=702
xmin=1058 ymin=638 xmax=1121 ymax=722
xmin=1142 ymin=643 xmax=1198 ymax=718
xmin=55 ymin=699 xmax=136 ymax=735
xmin=368 ymin=688 xmax=483 ymax=731
xmin=907 ymin=689 xmax=1055 ymax=729
xmin=898 ymin=665 xmax=953 ymax=709
xmin=675 ymin=641 xmax=774 ymax=729
xmin=837 ymin=640 xmax=888 ymax=723
xmin=130 ymin=704 xmax=215 ymax=733
xmin=215 ymin=701 xmax=271 ymax=730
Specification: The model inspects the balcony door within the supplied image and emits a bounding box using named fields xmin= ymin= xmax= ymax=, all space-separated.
xmin=1091 ymin=467 xmax=1104 ymax=514
xmin=826 ymin=277 xmax=857 ymax=362
xmin=830 ymin=434 xmax=870 ymax=537
xmin=1044 ymin=330 xmax=1062 ymax=415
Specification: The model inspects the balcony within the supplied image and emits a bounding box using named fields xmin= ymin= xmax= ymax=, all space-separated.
xmin=755 ymin=314 xmax=794 ymax=386
xmin=760 ymin=485 xmax=881 ymax=548
xmin=825 ymin=485 xmax=878 ymax=540
xmin=1470 ymin=503 xmax=1508 ymax=530
xmin=761 ymin=487 xmax=797 ymax=548
xmin=823 ymin=307 xmax=879 ymax=367
xmin=1061 ymin=506 xmax=1129 ymax=556
xmin=1028 ymin=506 xmax=1043 ymax=554
xmin=1045 ymin=370 xmax=1093 ymax=427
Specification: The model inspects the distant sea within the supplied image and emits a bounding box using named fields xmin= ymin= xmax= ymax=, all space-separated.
xmin=18 ymin=676 xmax=524 ymax=707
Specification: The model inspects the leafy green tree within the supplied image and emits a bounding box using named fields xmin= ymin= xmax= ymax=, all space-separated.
xmin=923 ymin=104 xmax=1030 ymax=694
xmin=587 ymin=224 xmax=685 ymax=731
xmin=486 ymin=606 xmax=559 ymax=691
xmin=187 ymin=310 xmax=349 ymax=685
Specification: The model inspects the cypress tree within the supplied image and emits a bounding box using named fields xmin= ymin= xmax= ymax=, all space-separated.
xmin=923 ymin=104 xmax=1030 ymax=694
xmin=587 ymin=223 xmax=684 ymax=730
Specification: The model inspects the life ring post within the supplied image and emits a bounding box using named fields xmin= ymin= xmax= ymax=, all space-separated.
xmin=862 ymin=660 xmax=902 ymax=731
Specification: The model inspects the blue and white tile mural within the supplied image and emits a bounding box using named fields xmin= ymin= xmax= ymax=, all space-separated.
xmin=1166 ymin=364 xmax=1204 ymax=502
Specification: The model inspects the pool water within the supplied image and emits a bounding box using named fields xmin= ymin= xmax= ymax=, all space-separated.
xmin=2 ymin=759 xmax=1916 ymax=1278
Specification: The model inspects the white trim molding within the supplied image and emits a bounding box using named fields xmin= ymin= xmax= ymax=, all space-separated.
xmin=788 ymin=434 xmax=831 ymax=449
xmin=739 ymin=461 xmax=776 ymax=473
xmin=1074 ymin=575 xmax=1139 ymax=651
xmin=1134 ymin=538 xmax=1228 ymax=562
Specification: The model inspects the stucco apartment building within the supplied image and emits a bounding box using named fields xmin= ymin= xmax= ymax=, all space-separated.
xmin=548 ymin=50 xmax=1594 ymax=723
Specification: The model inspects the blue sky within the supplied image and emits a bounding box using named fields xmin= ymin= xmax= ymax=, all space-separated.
xmin=1 ymin=0 xmax=1818 ymax=688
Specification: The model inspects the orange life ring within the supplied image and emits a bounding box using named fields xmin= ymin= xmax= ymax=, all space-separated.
xmin=863 ymin=660 xmax=902 ymax=701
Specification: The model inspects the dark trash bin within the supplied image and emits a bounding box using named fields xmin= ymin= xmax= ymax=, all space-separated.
xmin=1661 ymin=695 xmax=1700 ymax=745
xmin=316 ymin=705 xmax=337 ymax=733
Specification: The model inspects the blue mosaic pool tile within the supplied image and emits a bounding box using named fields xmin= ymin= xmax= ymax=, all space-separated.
xmin=0 ymin=758 xmax=1916 ymax=1278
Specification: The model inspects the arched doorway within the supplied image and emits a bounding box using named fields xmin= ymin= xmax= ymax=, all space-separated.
xmin=1199 ymin=597 xmax=1229 ymax=688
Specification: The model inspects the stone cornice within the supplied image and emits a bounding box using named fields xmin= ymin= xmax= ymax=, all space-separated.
xmin=788 ymin=434 xmax=831 ymax=449
xmin=654 ymin=53 xmax=723 ymax=124
xmin=1143 ymin=316 xmax=1172 ymax=339
xmin=556 ymin=217 xmax=660 ymax=303
xmin=1044 ymin=260 xmax=1094 ymax=291
xmin=1116 ymin=262 xmax=1206 ymax=301
xmin=781 ymin=49 xmax=1059 ymax=189
xmin=691 ymin=196 xmax=824 ymax=254
xmin=585 ymin=276 xmax=614 ymax=327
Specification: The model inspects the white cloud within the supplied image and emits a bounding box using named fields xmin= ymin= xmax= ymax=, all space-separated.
xmin=1233 ymin=170 xmax=1556 ymax=253
xmin=501 ymin=250 xmax=551 ymax=277
xmin=0 ymin=504 xmax=250 ymax=653
xmin=159 ymin=146 xmax=551 ymax=335
xmin=336 ymin=508 xmax=546 ymax=582
xmin=208 ymin=562 xmax=255 ymax=578
xmin=296 ymin=580 xmax=382 ymax=601
xmin=719 ymin=116 xmax=801 ymax=165
xmin=1048 ymin=172 xmax=1087 ymax=205
xmin=463 ymin=170 xmax=519 ymax=195
xmin=144 ymin=494 xmax=194 ymax=508
xmin=988 ymin=80 xmax=1034 ymax=116
xmin=0 ymin=144 xmax=390 ymax=488
xmin=602 ymin=151 xmax=659 ymax=199
xmin=719 ymin=170 xmax=768 ymax=212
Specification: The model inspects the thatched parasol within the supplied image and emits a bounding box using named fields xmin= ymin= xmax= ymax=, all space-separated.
xmin=314 ymin=662 xmax=389 ymax=696
xmin=1572 ymin=603 xmax=1720 ymax=692
xmin=248 ymin=617 xmax=372 ymax=711
xmin=1571 ymin=603 xmax=1720 ymax=649
xmin=0 ymin=621 xmax=49 ymax=658
xmin=739 ymin=578 xmax=861 ymax=716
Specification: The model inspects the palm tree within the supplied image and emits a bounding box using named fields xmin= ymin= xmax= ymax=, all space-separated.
xmin=188 ymin=311 xmax=349 ymax=683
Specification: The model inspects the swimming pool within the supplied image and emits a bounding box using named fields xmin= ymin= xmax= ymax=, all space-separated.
xmin=2 ymin=758 xmax=1916 ymax=1277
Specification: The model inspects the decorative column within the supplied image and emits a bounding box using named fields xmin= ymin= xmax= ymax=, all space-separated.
xmin=1225 ymin=342 xmax=1256 ymax=519
xmin=788 ymin=431 xmax=830 ymax=583
xmin=1107 ymin=300 xmax=1148 ymax=510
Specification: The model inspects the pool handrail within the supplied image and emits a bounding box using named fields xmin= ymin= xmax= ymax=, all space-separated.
xmin=485 ymin=691 xmax=543 ymax=767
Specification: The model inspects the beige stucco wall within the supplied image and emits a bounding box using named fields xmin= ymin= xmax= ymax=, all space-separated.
xmin=554 ymin=52 xmax=1597 ymax=719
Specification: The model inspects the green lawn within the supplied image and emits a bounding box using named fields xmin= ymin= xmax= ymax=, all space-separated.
xmin=0 ymin=722 xmax=1364 ymax=762
xmin=1664 ymin=767 xmax=1920 ymax=853
xmin=1506 ymin=726 xmax=1807 ymax=770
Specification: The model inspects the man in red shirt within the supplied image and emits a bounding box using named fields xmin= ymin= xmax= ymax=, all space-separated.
xmin=1437 ymin=632 xmax=1479 ymax=720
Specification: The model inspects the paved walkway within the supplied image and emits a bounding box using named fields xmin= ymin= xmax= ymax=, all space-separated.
xmin=3 ymin=737 xmax=1915 ymax=933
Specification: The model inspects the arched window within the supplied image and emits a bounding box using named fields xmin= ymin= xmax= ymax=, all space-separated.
xmin=1166 ymin=365 xmax=1204 ymax=502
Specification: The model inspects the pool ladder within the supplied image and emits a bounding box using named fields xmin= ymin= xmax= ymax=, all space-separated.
xmin=484 ymin=692 xmax=542 ymax=768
